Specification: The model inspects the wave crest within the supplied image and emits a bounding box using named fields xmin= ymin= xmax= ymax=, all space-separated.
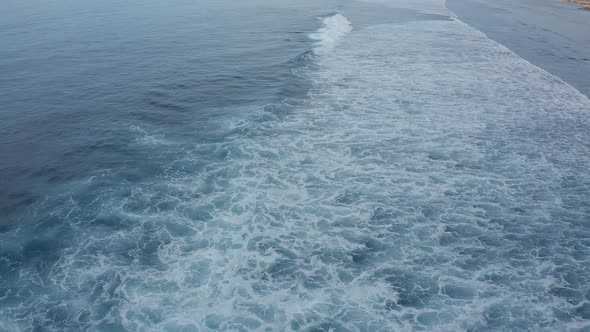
xmin=309 ymin=13 xmax=352 ymax=55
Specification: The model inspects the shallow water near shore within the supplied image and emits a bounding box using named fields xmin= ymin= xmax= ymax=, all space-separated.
xmin=1 ymin=0 xmax=590 ymax=331
xmin=447 ymin=0 xmax=590 ymax=97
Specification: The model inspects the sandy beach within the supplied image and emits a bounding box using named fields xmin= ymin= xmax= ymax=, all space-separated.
xmin=567 ymin=0 xmax=590 ymax=10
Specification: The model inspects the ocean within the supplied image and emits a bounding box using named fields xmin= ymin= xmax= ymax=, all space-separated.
xmin=1 ymin=0 xmax=590 ymax=330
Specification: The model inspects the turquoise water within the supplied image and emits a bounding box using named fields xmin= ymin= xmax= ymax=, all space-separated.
xmin=1 ymin=0 xmax=590 ymax=331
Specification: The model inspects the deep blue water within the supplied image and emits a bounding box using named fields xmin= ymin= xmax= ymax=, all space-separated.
xmin=1 ymin=0 xmax=590 ymax=331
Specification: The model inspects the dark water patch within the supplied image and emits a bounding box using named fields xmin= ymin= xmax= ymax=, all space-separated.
xmin=0 ymin=0 xmax=335 ymax=224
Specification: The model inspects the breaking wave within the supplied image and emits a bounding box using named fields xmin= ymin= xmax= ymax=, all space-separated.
xmin=309 ymin=13 xmax=353 ymax=55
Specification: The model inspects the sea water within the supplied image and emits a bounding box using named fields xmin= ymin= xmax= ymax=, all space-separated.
xmin=1 ymin=0 xmax=590 ymax=331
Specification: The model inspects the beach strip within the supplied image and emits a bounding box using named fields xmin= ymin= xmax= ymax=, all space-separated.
xmin=565 ymin=0 xmax=590 ymax=10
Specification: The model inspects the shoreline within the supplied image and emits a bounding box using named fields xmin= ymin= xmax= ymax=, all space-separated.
xmin=446 ymin=0 xmax=590 ymax=98
xmin=565 ymin=0 xmax=590 ymax=10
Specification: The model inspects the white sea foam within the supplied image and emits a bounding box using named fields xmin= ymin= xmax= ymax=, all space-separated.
xmin=3 ymin=1 xmax=590 ymax=331
xmin=309 ymin=13 xmax=352 ymax=55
